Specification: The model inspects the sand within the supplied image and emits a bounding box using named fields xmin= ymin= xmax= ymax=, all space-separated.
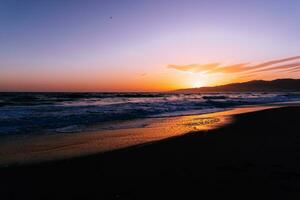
xmin=1 ymin=106 xmax=300 ymax=199
xmin=0 ymin=105 xmax=277 ymax=166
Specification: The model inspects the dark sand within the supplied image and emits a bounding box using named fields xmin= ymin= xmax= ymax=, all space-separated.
xmin=1 ymin=106 xmax=300 ymax=199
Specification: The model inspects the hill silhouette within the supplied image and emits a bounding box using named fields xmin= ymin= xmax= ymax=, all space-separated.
xmin=175 ymin=79 xmax=300 ymax=93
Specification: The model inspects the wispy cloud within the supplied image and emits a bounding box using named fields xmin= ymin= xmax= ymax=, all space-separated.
xmin=246 ymin=62 xmax=300 ymax=74
xmin=167 ymin=55 xmax=300 ymax=76
xmin=207 ymin=63 xmax=250 ymax=74
xmin=167 ymin=63 xmax=220 ymax=73
xmin=285 ymin=67 xmax=300 ymax=73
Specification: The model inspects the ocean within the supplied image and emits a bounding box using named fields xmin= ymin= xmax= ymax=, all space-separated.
xmin=1 ymin=92 xmax=300 ymax=136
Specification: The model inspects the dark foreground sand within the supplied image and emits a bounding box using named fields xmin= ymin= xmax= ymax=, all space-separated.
xmin=1 ymin=106 xmax=300 ymax=199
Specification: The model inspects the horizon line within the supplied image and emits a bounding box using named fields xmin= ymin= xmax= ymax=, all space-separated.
xmin=0 ymin=78 xmax=298 ymax=93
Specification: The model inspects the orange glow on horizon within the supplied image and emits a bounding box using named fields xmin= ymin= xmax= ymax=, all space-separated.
xmin=1 ymin=55 xmax=300 ymax=92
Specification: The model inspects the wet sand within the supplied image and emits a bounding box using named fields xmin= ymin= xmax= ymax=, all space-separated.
xmin=0 ymin=106 xmax=276 ymax=166
xmin=1 ymin=105 xmax=300 ymax=199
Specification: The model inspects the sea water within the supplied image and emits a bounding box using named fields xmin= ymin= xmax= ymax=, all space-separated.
xmin=0 ymin=92 xmax=300 ymax=136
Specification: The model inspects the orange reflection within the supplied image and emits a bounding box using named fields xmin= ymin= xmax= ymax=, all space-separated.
xmin=0 ymin=105 xmax=280 ymax=166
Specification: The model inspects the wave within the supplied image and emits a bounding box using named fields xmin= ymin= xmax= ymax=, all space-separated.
xmin=0 ymin=92 xmax=167 ymax=107
xmin=202 ymin=95 xmax=228 ymax=100
xmin=0 ymin=92 xmax=300 ymax=136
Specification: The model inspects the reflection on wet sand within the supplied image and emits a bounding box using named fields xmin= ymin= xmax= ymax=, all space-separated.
xmin=0 ymin=105 xmax=279 ymax=166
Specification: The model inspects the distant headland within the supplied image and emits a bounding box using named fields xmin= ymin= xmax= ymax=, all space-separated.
xmin=175 ymin=79 xmax=300 ymax=93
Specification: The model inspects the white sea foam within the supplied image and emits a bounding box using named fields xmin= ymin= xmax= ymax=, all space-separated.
xmin=0 ymin=92 xmax=299 ymax=136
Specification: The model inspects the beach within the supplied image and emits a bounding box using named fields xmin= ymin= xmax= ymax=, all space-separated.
xmin=1 ymin=105 xmax=300 ymax=199
xmin=2 ymin=0 xmax=300 ymax=199
xmin=0 ymin=105 xmax=276 ymax=166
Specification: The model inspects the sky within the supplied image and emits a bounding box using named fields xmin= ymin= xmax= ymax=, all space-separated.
xmin=0 ymin=0 xmax=300 ymax=92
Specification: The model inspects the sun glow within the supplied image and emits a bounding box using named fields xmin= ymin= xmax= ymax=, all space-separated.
xmin=186 ymin=73 xmax=213 ymax=89
xmin=192 ymin=81 xmax=204 ymax=88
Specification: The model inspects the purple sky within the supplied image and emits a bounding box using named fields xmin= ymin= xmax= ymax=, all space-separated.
xmin=1 ymin=0 xmax=300 ymax=91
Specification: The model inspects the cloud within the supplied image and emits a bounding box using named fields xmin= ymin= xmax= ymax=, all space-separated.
xmin=245 ymin=62 xmax=300 ymax=74
xmin=167 ymin=63 xmax=220 ymax=73
xmin=167 ymin=55 xmax=300 ymax=76
xmin=285 ymin=67 xmax=300 ymax=73
xmin=207 ymin=63 xmax=250 ymax=73
xmin=253 ymin=55 xmax=300 ymax=68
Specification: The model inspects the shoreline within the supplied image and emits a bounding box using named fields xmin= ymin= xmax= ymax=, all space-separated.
xmin=0 ymin=104 xmax=284 ymax=167
xmin=1 ymin=105 xmax=300 ymax=199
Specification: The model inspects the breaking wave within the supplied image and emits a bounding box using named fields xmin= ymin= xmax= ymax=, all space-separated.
xmin=0 ymin=92 xmax=300 ymax=136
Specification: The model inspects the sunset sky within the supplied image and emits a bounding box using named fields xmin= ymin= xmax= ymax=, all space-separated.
xmin=1 ymin=0 xmax=300 ymax=92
